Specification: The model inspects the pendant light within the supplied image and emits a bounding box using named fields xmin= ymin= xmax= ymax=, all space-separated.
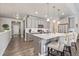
xmin=52 ymin=5 xmax=56 ymax=33
xmin=46 ymin=3 xmax=50 ymax=22
xmin=15 ymin=13 xmax=20 ymax=23
xmin=16 ymin=13 xmax=19 ymax=20
xmin=53 ymin=5 xmax=56 ymax=20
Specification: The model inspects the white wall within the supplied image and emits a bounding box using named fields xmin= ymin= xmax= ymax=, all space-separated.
xmin=0 ymin=17 xmax=24 ymax=38
xmin=0 ymin=20 xmax=1 ymax=30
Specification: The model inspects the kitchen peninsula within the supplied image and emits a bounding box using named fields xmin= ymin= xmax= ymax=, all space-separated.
xmin=0 ymin=30 xmax=11 ymax=55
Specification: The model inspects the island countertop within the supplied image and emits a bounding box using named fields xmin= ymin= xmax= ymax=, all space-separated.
xmin=30 ymin=33 xmax=66 ymax=56
xmin=0 ymin=30 xmax=10 ymax=35
xmin=31 ymin=33 xmax=66 ymax=40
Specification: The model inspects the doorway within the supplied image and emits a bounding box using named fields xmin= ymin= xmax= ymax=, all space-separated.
xmin=11 ymin=21 xmax=21 ymax=38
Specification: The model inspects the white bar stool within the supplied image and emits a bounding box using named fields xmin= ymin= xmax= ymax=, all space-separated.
xmin=47 ymin=36 xmax=65 ymax=56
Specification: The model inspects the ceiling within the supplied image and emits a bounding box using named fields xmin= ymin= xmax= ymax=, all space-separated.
xmin=0 ymin=3 xmax=78 ymax=20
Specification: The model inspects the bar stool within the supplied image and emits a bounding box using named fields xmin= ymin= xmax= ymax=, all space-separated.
xmin=47 ymin=36 xmax=65 ymax=56
xmin=64 ymin=33 xmax=73 ymax=56
xmin=71 ymin=32 xmax=78 ymax=51
xmin=63 ymin=32 xmax=78 ymax=56
xmin=68 ymin=28 xmax=78 ymax=51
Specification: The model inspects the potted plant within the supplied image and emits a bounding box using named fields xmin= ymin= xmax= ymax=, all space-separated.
xmin=2 ymin=24 xmax=9 ymax=31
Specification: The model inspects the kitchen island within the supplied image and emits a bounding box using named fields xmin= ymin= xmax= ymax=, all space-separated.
xmin=28 ymin=33 xmax=65 ymax=56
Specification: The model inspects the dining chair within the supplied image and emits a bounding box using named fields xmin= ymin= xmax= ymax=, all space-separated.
xmin=47 ymin=36 xmax=65 ymax=56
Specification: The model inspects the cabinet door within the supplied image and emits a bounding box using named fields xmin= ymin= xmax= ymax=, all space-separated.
xmin=58 ymin=24 xmax=69 ymax=33
xmin=69 ymin=17 xmax=75 ymax=28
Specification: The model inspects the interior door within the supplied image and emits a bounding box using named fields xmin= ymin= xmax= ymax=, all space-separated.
xmin=11 ymin=21 xmax=21 ymax=38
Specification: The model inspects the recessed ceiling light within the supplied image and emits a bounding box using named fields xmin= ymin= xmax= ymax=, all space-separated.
xmin=57 ymin=21 xmax=60 ymax=24
xmin=35 ymin=11 xmax=38 ymax=14
xmin=53 ymin=20 xmax=56 ymax=23
xmin=46 ymin=18 xmax=50 ymax=22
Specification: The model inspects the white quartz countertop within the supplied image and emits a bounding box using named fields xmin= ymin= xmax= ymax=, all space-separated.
xmin=32 ymin=33 xmax=66 ymax=40
xmin=0 ymin=30 xmax=11 ymax=35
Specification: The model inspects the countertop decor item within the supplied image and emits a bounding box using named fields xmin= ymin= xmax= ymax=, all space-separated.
xmin=2 ymin=24 xmax=9 ymax=30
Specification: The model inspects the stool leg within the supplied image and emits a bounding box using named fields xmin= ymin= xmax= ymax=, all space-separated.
xmin=74 ymin=43 xmax=77 ymax=51
xmin=61 ymin=51 xmax=64 ymax=56
xmin=68 ymin=46 xmax=72 ymax=56
xmin=50 ymin=48 xmax=53 ymax=56
xmin=50 ymin=48 xmax=52 ymax=54
xmin=48 ymin=47 xmax=50 ymax=56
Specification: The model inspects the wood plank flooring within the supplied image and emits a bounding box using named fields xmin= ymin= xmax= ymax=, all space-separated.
xmin=3 ymin=37 xmax=34 ymax=56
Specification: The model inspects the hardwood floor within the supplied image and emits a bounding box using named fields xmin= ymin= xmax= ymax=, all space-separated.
xmin=71 ymin=39 xmax=79 ymax=56
xmin=3 ymin=35 xmax=79 ymax=56
xmin=3 ymin=36 xmax=34 ymax=56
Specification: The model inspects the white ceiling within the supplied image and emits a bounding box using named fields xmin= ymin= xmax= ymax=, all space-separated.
xmin=0 ymin=3 xmax=78 ymax=19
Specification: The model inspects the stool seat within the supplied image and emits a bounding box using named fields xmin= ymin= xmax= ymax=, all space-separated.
xmin=48 ymin=42 xmax=59 ymax=51
xmin=47 ymin=36 xmax=65 ymax=56
xmin=48 ymin=42 xmax=64 ymax=52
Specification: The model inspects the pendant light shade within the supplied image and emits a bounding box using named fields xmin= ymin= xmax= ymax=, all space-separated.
xmin=46 ymin=3 xmax=50 ymax=22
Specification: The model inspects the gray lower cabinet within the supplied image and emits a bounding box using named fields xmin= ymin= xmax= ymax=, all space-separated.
xmin=33 ymin=35 xmax=51 ymax=56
